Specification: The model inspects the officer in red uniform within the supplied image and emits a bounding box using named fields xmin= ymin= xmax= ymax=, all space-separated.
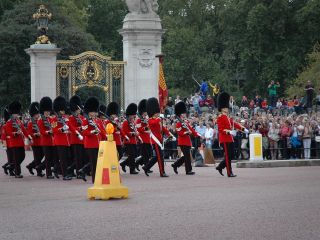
xmin=216 ymin=92 xmax=248 ymax=177
xmin=26 ymin=102 xmax=45 ymax=177
xmin=79 ymin=97 xmax=101 ymax=183
xmin=97 ymin=104 xmax=107 ymax=141
xmin=135 ymin=99 xmax=152 ymax=171
xmin=142 ymin=97 xmax=175 ymax=177
xmin=120 ymin=103 xmax=139 ymax=174
xmin=52 ymin=96 xmax=72 ymax=180
xmin=105 ymin=102 xmax=123 ymax=160
xmin=1 ymin=107 xmax=15 ymax=176
xmin=38 ymin=97 xmax=56 ymax=179
xmin=7 ymin=101 xmax=32 ymax=178
xmin=172 ymin=101 xmax=201 ymax=175
xmin=68 ymin=95 xmax=85 ymax=178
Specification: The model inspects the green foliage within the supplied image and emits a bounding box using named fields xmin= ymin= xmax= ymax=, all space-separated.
xmin=76 ymin=86 xmax=106 ymax=104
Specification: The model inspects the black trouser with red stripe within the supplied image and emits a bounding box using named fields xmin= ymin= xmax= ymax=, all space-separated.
xmin=42 ymin=146 xmax=58 ymax=177
xmin=86 ymin=148 xmax=98 ymax=183
xmin=4 ymin=147 xmax=14 ymax=170
xmin=144 ymin=144 xmax=165 ymax=176
xmin=12 ymin=147 xmax=25 ymax=176
xmin=56 ymin=146 xmax=71 ymax=177
xmin=173 ymin=145 xmax=192 ymax=173
xmin=121 ymin=144 xmax=137 ymax=172
xmin=29 ymin=146 xmax=44 ymax=169
xmin=117 ymin=145 xmax=123 ymax=160
xmin=71 ymin=144 xmax=84 ymax=174
xmin=217 ymin=142 xmax=235 ymax=176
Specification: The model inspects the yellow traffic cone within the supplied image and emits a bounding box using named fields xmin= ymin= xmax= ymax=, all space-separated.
xmin=87 ymin=123 xmax=129 ymax=200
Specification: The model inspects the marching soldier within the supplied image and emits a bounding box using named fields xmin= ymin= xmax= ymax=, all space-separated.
xmin=120 ymin=103 xmax=139 ymax=174
xmin=6 ymin=101 xmax=32 ymax=178
xmin=26 ymin=102 xmax=45 ymax=177
xmin=105 ymin=102 xmax=123 ymax=160
xmin=135 ymin=99 xmax=152 ymax=172
xmin=1 ymin=107 xmax=15 ymax=176
xmin=142 ymin=97 xmax=175 ymax=177
xmin=38 ymin=97 xmax=57 ymax=179
xmin=97 ymin=104 xmax=107 ymax=141
xmin=68 ymin=95 xmax=85 ymax=178
xmin=215 ymin=92 xmax=249 ymax=177
xmin=172 ymin=101 xmax=202 ymax=175
xmin=52 ymin=96 xmax=72 ymax=180
xmin=79 ymin=97 xmax=101 ymax=183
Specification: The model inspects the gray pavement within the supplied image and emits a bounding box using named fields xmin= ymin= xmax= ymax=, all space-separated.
xmin=0 ymin=149 xmax=320 ymax=240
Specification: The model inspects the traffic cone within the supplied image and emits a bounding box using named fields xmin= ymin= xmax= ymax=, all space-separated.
xmin=87 ymin=123 xmax=129 ymax=200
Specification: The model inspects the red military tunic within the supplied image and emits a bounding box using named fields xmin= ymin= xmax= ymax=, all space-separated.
xmin=27 ymin=120 xmax=41 ymax=146
xmin=122 ymin=119 xmax=137 ymax=145
xmin=38 ymin=116 xmax=54 ymax=146
xmin=96 ymin=118 xmax=107 ymax=141
xmin=136 ymin=118 xmax=151 ymax=144
xmin=105 ymin=118 xmax=123 ymax=146
xmin=148 ymin=117 xmax=170 ymax=145
xmin=81 ymin=118 xmax=101 ymax=149
xmin=68 ymin=114 xmax=84 ymax=145
xmin=5 ymin=118 xmax=29 ymax=148
xmin=51 ymin=115 xmax=70 ymax=146
xmin=176 ymin=121 xmax=200 ymax=146
xmin=217 ymin=114 xmax=243 ymax=143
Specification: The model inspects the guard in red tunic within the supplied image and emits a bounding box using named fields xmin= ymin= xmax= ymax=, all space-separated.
xmin=97 ymin=104 xmax=108 ymax=141
xmin=120 ymin=103 xmax=139 ymax=174
xmin=68 ymin=95 xmax=85 ymax=178
xmin=135 ymin=99 xmax=153 ymax=172
xmin=216 ymin=92 xmax=248 ymax=177
xmin=172 ymin=101 xmax=201 ymax=175
xmin=52 ymin=96 xmax=72 ymax=180
xmin=26 ymin=102 xmax=45 ymax=177
xmin=105 ymin=102 xmax=123 ymax=160
xmin=6 ymin=101 xmax=32 ymax=178
xmin=38 ymin=97 xmax=57 ymax=179
xmin=79 ymin=97 xmax=101 ymax=183
xmin=142 ymin=97 xmax=175 ymax=177
xmin=1 ymin=107 xmax=15 ymax=176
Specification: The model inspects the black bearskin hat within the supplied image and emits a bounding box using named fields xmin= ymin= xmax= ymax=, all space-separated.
xmin=126 ymin=103 xmax=137 ymax=116
xmin=146 ymin=97 xmax=160 ymax=117
xmin=69 ymin=95 xmax=83 ymax=112
xmin=3 ymin=107 xmax=10 ymax=122
xmin=53 ymin=96 xmax=67 ymax=113
xmin=39 ymin=97 xmax=52 ymax=114
xmin=106 ymin=102 xmax=119 ymax=116
xmin=84 ymin=97 xmax=99 ymax=113
xmin=29 ymin=102 xmax=40 ymax=117
xmin=174 ymin=101 xmax=187 ymax=116
xmin=217 ymin=92 xmax=230 ymax=112
xmin=138 ymin=99 xmax=147 ymax=115
xmin=99 ymin=104 xmax=107 ymax=117
xmin=8 ymin=101 xmax=21 ymax=114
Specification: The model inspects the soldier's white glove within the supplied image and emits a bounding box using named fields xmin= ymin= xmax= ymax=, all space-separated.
xmin=171 ymin=136 xmax=176 ymax=141
xmin=230 ymin=130 xmax=237 ymax=136
xmin=63 ymin=125 xmax=69 ymax=131
xmin=78 ymin=134 xmax=83 ymax=141
xmin=244 ymin=128 xmax=249 ymax=134
xmin=125 ymin=136 xmax=130 ymax=141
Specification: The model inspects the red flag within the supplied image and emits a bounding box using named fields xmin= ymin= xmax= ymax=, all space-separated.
xmin=158 ymin=56 xmax=168 ymax=113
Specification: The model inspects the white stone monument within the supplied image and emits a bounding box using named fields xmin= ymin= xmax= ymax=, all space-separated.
xmin=119 ymin=0 xmax=165 ymax=107
xmin=25 ymin=44 xmax=61 ymax=102
xmin=249 ymin=133 xmax=264 ymax=161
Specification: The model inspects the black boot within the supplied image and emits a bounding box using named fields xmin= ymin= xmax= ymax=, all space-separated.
xmin=53 ymin=169 xmax=59 ymax=179
xmin=160 ymin=173 xmax=169 ymax=177
xmin=216 ymin=167 xmax=224 ymax=176
xmin=15 ymin=175 xmax=23 ymax=178
xmin=130 ymin=169 xmax=139 ymax=175
xmin=47 ymin=175 xmax=54 ymax=179
xmin=2 ymin=163 xmax=9 ymax=175
xmin=26 ymin=164 xmax=34 ymax=175
xmin=78 ymin=169 xmax=87 ymax=182
xmin=228 ymin=173 xmax=237 ymax=178
xmin=186 ymin=171 xmax=195 ymax=175
xmin=171 ymin=164 xmax=178 ymax=174
xmin=142 ymin=166 xmax=149 ymax=177
xmin=120 ymin=162 xmax=127 ymax=173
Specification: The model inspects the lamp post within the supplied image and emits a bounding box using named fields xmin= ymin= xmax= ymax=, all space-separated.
xmin=32 ymin=4 xmax=52 ymax=44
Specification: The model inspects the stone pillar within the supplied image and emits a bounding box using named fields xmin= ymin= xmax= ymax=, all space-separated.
xmin=119 ymin=13 xmax=165 ymax=107
xmin=25 ymin=44 xmax=61 ymax=102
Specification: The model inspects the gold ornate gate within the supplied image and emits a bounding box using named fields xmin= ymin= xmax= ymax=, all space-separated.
xmin=56 ymin=51 xmax=125 ymax=109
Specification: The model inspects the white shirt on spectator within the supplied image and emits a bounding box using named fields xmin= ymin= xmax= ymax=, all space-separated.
xmin=195 ymin=125 xmax=206 ymax=137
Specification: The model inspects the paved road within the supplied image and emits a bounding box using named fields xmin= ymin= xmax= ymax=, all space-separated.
xmin=0 ymin=150 xmax=319 ymax=240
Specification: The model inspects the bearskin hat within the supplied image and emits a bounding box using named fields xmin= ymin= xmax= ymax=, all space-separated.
xmin=3 ymin=107 xmax=10 ymax=122
xmin=174 ymin=101 xmax=187 ymax=116
xmin=84 ymin=97 xmax=99 ymax=113
xmin=39 ymin=97 xmax=52 ymax=114
xmin=138 ymin=99 xmax=147 ymax=115
xmin=217 ymin=92 xmax=230 ymax=112
xmin=8 ymin=101 xmax=21 ymax=114
xmin=53 ymin=96 xmax=67 ymax=113
xmin=106 ymin=102 xmax=119 ymax=116
xmin=69 ymin=95 xmax=83 ymax=112
xmin=29 ymin=102 xmax=40 ymax=117
xmin=125 ymin=103 xmax=137 ymax=116
xmin=146 ymin=97 xmax=160 ymax=117
xmin=99 ymin=104 xmax=107 ymax=117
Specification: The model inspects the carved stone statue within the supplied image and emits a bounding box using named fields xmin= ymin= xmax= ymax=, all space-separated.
xmin=126 ymin=0 xmax=159 ymax=15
